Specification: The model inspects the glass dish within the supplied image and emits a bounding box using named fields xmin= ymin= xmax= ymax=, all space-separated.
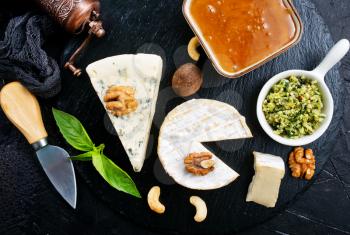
xmin=183 ymin=0 xmax=303 ymax=78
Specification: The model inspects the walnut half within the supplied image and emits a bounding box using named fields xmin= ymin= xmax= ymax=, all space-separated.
xmin=184 ymin=152 xmax=215 ymax=176
xmin=104 ymin=85 xmax=138 ymax=117
xmin=288 ymin=147 xmax=316 ymax=180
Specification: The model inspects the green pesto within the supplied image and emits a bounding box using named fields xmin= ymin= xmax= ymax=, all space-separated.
xmin=263 ymin=75 xmax=325 ymax=138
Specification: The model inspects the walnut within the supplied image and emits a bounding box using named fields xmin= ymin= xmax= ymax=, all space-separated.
xmin=104 ymin=86 xmax=138 ymax=117
xmin=288 ymin=147 xmax=316 ymax=180
xmin=184 ymin=152 xmax=215 ymax=176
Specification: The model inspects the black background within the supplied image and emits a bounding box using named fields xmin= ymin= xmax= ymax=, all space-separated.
xmin=0 ymin=0 xmax=350 ymax=234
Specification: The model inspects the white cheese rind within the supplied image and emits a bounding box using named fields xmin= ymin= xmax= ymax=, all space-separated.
xmin=86 ymin=54 xmax=163 ymax=172
xmin=246 ymin=152 xmax=285 ymax=207
xmin=158 ymin=99 xmax=253 ymax=190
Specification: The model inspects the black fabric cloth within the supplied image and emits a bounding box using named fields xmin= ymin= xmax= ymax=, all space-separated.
xmin=0 ymin=13 xmax=61 ymax=98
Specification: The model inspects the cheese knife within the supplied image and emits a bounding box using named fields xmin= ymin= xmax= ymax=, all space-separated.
xmin=0 ymin=82 xmax=77 ymax=208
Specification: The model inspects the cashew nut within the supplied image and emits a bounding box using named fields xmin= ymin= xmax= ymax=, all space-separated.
xmin=189 ymin=196 xmax=207 ymax=222
xmin=147 ymin=186 xmax=165 ymax=214
xmin=188 ymin=36 xmax=201 ymax=61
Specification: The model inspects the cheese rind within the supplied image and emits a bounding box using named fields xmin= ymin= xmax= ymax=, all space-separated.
xmin=86 ymin=54 xmax=163 ymax=172
xmin=246 ymin=152 xmax=285 ymax=207
xmin=158 ymin=99 xmax=253 ymax=190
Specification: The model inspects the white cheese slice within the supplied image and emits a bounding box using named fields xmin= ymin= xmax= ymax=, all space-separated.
xmin=86 ymin=54 xmax=163 ymax=172
xmin=158 ymin=99 xmax=253 ymax=190
xmin=246 ymin=151 xmax=285 ymax=208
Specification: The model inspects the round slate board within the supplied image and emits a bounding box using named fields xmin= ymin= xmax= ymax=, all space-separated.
xmin=55 ymin=0 xmax=344 ymax=234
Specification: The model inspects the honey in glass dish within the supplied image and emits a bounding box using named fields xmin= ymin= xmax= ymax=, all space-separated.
xmin=183 ymin=0 xmax=303 ymax=78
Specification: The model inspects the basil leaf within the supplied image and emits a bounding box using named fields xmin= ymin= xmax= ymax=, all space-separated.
xmin=52 ymin=108 xmax=94 ymax=151
xmin=92 ymin=152 xmax=141 ymax=198
xmin=70 ymin=152 xmax=93 ymax=161
xmin=94 ymin=144 xmax=105 ymax=154
xmin=52 ymin=109 xmax=140 ymax=199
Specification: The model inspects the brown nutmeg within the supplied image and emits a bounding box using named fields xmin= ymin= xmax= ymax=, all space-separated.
xmin=172 ymin=63 xmax=203 ymax=97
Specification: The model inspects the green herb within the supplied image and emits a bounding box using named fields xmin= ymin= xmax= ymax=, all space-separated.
xmin=92 ymin=151 xmax=140 ymax=197
xmin=52 ymin=108 xmax=141 ymax=198
xmin=73 ymin=151 xmax=93 ymax=161
xmin=52 ymin=108 xmax=94 ymax=151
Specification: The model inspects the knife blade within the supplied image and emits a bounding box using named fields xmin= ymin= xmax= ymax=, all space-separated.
xmin=36 ymin=142 xmax=77 ymax=208
xmin=0 ymin=82 xmax=77 ymax=208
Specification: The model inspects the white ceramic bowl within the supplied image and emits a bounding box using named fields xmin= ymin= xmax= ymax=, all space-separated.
xmin=257 ymin=39 xmax=350 ymax=146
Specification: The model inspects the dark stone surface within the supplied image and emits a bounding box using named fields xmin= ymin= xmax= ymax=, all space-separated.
xmin=56 ymin=0 xmax=344 ymax=233
xmin=0 ymin=0 xmax=349 ymax=234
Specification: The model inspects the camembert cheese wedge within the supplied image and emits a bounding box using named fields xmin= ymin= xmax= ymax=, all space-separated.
xmin=246 ymin=152 xmax=285 ymax=208
xmin=158 ymin=99 xmax=253 ymax=190
xmin=86 ymin=54 xmax=163 ymax=172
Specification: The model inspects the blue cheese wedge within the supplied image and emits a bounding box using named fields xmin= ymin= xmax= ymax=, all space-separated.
xmin=158 ymin=99 xmax=253 ymax=190
xmin=86 ymin=54 xmax=163 ymax=172
xmin=246 ymin=152 xmax=285 ymax=208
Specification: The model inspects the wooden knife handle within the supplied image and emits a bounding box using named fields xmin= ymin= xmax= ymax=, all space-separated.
xmin=0 ymin=82 xmax=48 ymax=144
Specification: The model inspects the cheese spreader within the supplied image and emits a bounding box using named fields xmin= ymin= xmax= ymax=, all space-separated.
xmin=0 ymin=82 xmax=77 ymax=208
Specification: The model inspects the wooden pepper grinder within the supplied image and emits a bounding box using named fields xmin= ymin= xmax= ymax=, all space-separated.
xmin=34 ymin=0 xmax=106 ymax=76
